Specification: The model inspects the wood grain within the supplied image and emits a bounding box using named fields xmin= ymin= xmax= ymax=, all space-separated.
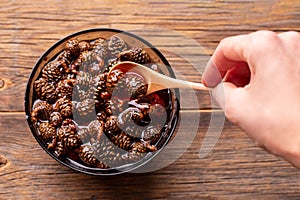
xmin=1 ymin=0 xmax=300 ymax=199
xmin=1 ymin=112 xmax=300 ymax=199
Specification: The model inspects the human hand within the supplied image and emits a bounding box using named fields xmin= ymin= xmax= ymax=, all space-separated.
xmin=202 ymin=30 xmax=300 ymax=168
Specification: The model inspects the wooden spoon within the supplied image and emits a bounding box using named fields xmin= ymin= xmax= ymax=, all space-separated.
xmin=108 ymin=61 xmax=209 ymax=95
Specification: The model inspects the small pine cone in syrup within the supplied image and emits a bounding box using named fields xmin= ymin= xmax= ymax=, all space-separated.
xmin=118 ymin=107 xmax=144 ymax=138
xmin=34 ymin=78 xmax=57 ymax=103
xmin=107 ymin=35 xmax=127 ymax=57
xmin=119 ymin=107 xmax=144 ymax=126
xmin=76 ymin=98 xmax=95 ymax=117
xmin=103 ymin=101 xmax=113 ymax=117
xmin=148 ymin=104 xmax=165 ymax=117
xmin=92 ymin=38 xmax=108 ymax=59
xmin=76 ymin=71 xmax=94 ymax=90
xmin=131 ymin=141 xmax=157 ymax=153
xmin=131 ymin=142 xmax=147 ymax=153
xmin=88 ymin=120 xmax=104 ymax=141
xmin=66 ymin=39 xmax=80 ymax=58
xmin=77 ymin=128 xmax=90 ymax=143
xmin=88 ymin=62 xmax=104 ymax=76
xmin=38 ymin=122 xmax=56 ymax=143
xmin=42 ymin=60 xmax=67 ymax=83
xmin=78 ymin=144 xmax=108 ymax=168
xmin=94 ymin=73 xmax=109 ymax=109
xmin=106 ymin=70 xmax=124 ymax=94
xmin=49 ymin=112 xmax=63 ymax=127
xmin=126 ymin=74 xmax=147 ymax=99
xmin=79 ymin=41 xmax=92 ymax=52
xmin=57 ymin=121 xmax=81 ymax=150
xmin=31 ymin=101 xmax=53 ymax=123
xmin=103 ymin=58 xmax=119 ymax=73
xmin=118 ymin=48 xmax=151 ymax=64
xmin=92 ymin=137 xmax=124 ymax=167
xmin=54 ymin=97 xmax=73 ymax=118
xmin=97 ymin=111 xmax=107 ymax=123
xmin=72 ymin=51 xmax=96 ymax=72
xmin=54 ymin=141 xmax=66 ymax=158
xmin=75 ymin=71 xmax=95 ymax=101
xmin=58 ymin=50 xmax=73 ymax=66
xmin=141 ymin=125 xmax=161 ymax=145
xmin=95 ymin=73 xmax=108 ymax=93
xmin=56 ymin=79 xmax=76 ymax=99
xmin=107 ymin=98 xmax=127 ymax=116
xmin=110 ymin=132 xmax=133 ymax=151
xmin=104 ymin=115 xmax=121 ymax=137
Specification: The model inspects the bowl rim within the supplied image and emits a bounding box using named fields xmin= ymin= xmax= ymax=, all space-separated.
xmin=24 ymin=28 xmax=180 ymax=175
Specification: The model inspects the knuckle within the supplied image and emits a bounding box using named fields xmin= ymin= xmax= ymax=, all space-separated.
xmin=252 ymin=30 xmax=279 ymax=43
xmin=281 ymin=31 xmax=300 ymax=40
xmin=248 ymin=31 xmax=281 ymax=54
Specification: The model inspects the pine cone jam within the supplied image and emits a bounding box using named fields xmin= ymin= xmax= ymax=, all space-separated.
xmin=25 ymin=29 xmax=178 ymax=174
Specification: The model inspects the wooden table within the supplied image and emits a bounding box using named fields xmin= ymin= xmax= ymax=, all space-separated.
xmin=1 ymin=0 xmax=300 ymax=199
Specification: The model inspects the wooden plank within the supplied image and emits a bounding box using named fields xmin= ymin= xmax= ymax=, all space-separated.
xmin=1 ymin=0 xmax=300 ymax=199
xmin=0 ymin=112 xmax=299 ymax=199
xmin=0 ymin=0 xmax=299 ymax=112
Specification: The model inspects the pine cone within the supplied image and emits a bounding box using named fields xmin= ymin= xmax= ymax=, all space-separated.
xmin=57 ymin=122 xmax=81 ymax=150
xmin=110 ymin=132 xmax=133 ymax=151
xmin=79 ymin=41 xmax=92 ymax=52
xmin=34 ymin=78 xmax=57 ymax=103
xmin=103 ymin=58 xmax=119 ymax=73
xmin=75 ymin=71 xmax=95 ymax=101
xmin=92 ymin=137 xmax=123 ymax=167
xmin=118 ymin=48 xmax=151 ymax=64
xmin=118 ymin=107 xmax=144 ymax=138
xmin=92 ymin=38 xmax=108 ymax=59
xmin=107 ymin=35 xmax=127 ymax=57
xmin=107 ymin=98 xmax=126 ymax=116
xmin=104 ymin=116 xmax=121 ymax=137
xmin=56 ymin=79 xmax=75 ymax=99
xmin=54 ymin=97 xmax=73 ymax=118
xmin=66 ymin=39 xmax=80 ymax=58
xmin=54 ymin=141 xmax=66 ymax=158
xmin=42 ymin=60 xmax=67 ymax=82
xmin=106 ymin=70 xmax=124 ymax=94
xmin=131 ymin=141 xmax=157 ymax=153
xmin=141 ymin=126 xmax=161 ymax=144
xmin=125 ymin=74 xmax=147 ymax=99
xmin=38 ymin=122 xmax=56 ymax=143
xmin=103 ymin=101 xmax=113 ymax=117
xmin=88 ymin=62 xmax=104 ymax=76
xmin=94 ymin=73 xmax=109 ymax=110
xmin=131 ymin=142 xmax=147 ymax=153
xmin=49 ymin=112 xmax=63 ymax=127
xmin=148 ymin=104 xmax=165 ymax=116
xmin=31 ymin=101 xmax=53 ymax=123
xmin=77 ymin=128 xmax=90 ymax=143
xmin=88 ymin=120 xmax=104 ymax=141
xmin=76 ymin=98 xmax=95 ymax=117
xmin=97 ymin=111 xmax=107 ymax=123
xmin=78 ymin=144 xmax=109 ymax=168
xmin=123 ymin=151 xmax=145 ymax=162
xmin=58 ymin=50 xmax=73 ymax=66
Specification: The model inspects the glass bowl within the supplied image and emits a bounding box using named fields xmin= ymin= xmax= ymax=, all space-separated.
xmin=24 ymin=28 xmax=179 ymax=175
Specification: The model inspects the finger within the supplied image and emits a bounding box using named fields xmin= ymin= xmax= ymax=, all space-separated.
xmin=278 ymin=31 xmax=300 ymax=52
xmin=212 ymin=82 xmax=247 ymax=125
xmin=224 ymin=61 xmax=251 ymax=87
xmin=202 ymin=34 xmax=250 ymax=87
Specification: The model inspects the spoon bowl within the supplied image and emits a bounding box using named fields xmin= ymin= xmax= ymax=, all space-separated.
xmin=108 ymin=61 xmax=208 ymax=95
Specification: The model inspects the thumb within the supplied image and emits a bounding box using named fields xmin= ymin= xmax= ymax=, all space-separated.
xmin=212 ymin=82 xmax=247 ymax=125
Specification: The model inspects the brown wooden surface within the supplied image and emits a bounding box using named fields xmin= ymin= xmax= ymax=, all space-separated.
xmin=1 ymin=0 xmax=300 ymax=199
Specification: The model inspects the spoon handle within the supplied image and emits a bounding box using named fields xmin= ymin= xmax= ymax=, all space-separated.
xmin=150 ymin=72 xmax=209 ymax=92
